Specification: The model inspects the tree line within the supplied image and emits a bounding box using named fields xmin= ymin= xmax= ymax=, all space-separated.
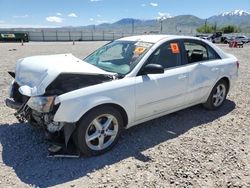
xmin=197 ymin=24 xmax=241 ymax=33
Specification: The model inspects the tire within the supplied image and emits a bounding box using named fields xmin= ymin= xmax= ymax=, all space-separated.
xmin=203 ymin=80 xmax=228 ymax=110
xmin=74 ymin=106 xmax=123 ymax=156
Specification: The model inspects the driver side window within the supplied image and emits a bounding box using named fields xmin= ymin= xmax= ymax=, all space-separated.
xmin=147 ymin=41 xmax=182 ymax=69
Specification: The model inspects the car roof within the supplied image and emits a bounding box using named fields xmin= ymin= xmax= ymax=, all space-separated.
xmin=116 ymin=34 xmax=201 ymax=43
xmin=117 ymin=34 xmax=228 ymax=61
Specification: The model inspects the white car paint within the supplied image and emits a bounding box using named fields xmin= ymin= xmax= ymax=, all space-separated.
xmin=53 ymin=35 xmax=238 ymax=128
xmin=10 ymin=35 xmax=238 ymax=130
xmin=15 ymin=53 xmax=112 ymax=96
xmin=134 ymin=65 xmax=189 ymax=120
xmin=54 ymin=77 xmax=136 ymax=124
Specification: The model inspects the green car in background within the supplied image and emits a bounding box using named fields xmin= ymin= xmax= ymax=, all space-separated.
xmin=0 ymin=32 xmax=29 ymax=42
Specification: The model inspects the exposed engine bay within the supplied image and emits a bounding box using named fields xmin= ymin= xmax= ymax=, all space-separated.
xmin=6 ymin=72 xmax=115 ymax=157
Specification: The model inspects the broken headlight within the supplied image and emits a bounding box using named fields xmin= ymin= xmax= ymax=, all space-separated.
xmin=27 ymin=96 xmax=55 ymax=113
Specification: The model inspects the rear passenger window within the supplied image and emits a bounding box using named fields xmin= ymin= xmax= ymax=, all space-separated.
xmin=147 ymin=41 xmax=181 ymax=69
xmin=207 ymin=47 xmax=219 ymax=60
xmin=184 ymin=41 xmax=219 ymax=64
xmin=184 ymin=42 xmax=208 ymax=63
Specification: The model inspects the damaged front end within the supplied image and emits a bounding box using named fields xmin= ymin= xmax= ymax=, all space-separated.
xmin=5 ymin=72 xmax=114 ymax=157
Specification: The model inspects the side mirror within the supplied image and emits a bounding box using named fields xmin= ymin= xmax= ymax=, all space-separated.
xmin=142 ymin=64 xmax=164 ymax=74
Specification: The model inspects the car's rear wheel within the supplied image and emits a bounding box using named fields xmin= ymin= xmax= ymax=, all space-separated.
xmin=74 ymin=106 xmax=123 ymax=156
xmin=203 ymin=80 xmax=228 ymax=110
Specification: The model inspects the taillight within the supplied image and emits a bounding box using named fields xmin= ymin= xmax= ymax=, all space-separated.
xmin=236 ymin=61 xmax=239 ymax=69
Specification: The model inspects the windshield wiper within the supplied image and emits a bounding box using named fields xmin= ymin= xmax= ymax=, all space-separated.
xmin=114 ymin=73 xmax=125 ymax=79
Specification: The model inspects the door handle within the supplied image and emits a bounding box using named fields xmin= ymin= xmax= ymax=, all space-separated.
xmin=178 ymin=75 xmax=188 ymax=80
xmin=211 ymin=67 xmax=219 ymax=72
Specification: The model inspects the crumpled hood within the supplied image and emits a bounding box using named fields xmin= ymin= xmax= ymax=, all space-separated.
xmin=15 ymin=53 xmax=112 ymax=96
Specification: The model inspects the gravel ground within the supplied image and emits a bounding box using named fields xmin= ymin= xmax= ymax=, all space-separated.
xmin=0 ymin=41 xmax=249 ymax=188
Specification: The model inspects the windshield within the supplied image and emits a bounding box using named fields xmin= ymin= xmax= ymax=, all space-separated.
xmin=84 ymin=41 xmax=153 ymax=75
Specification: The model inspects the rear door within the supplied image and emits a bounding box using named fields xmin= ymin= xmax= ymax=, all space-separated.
xmin=182 ymin=39 xmax=221 ymax=104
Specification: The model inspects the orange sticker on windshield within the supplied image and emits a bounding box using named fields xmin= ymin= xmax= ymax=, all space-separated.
xmin=134 ymin=47 xmax=146 ymax=55
xmin=170 ymin=43 xmax=180 ymax=54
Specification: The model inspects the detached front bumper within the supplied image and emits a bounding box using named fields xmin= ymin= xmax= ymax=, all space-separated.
xmin=6 ymin=79 xmax=79 ymax=157
xmin=5 ymin=96 xmax=30 ymax=123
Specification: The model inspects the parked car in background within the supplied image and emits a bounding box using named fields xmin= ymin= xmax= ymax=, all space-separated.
xmin=195 ymin=34 xmax=210 ymax=40
xmin=235 ymin=36 xmax=249 ymax=43
xmin=210 ymin=32 xmax=224 ymax=43
xmin=224 ymin=36 xmax=235 ymax=44
xmin=5 ymin=35 xmax=239 ymax=156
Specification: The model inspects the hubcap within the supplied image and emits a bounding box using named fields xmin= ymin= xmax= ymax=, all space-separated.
xmin=212 ymin=84 xmax=226 ymax=107
xmin=85 ymin=114 xmax=118 ymax=151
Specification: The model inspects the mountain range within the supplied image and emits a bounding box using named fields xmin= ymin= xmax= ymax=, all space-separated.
xmin=83 ymin=10 xmax=250 ymax=33
xmin=2 ymin=10 xmax=250 ymax=33
xmin=208 ymin=10 xmax=250 ymax=32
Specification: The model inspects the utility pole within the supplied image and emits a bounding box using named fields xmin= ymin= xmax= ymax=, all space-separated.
xmin=160 ymin=19 xmax=163 ymax=33
xmin=214 ymin=22 xmax=217 ymax=32
xmin=132 ymin=19 xmax=134 ymax=34
xmin=204 ymin=19 xmax=208 ymax=33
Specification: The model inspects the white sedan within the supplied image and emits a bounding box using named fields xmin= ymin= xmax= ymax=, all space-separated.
xmin=6 ymin=35 xmax=239 ymax=156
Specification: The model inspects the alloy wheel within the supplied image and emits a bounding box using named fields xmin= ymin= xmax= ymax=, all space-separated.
xmin=212 ymin=84 xmax=226 ymax=107
xmin=85 ymin=114 xmax=119 ymax=151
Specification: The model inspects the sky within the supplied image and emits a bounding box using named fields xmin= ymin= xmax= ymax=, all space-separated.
xmin=0 ymin=0 xmax=250 ymax=28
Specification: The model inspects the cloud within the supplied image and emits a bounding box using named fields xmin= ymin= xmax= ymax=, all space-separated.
xmin=0 ymin=23 xmax=60 ymax=28
xmin=0 ymin=20 xmax=5 ymax=24
xmin=157 ymin=12 xmax=172 ymax=20
xmin=46 ymin=16 xmax=63 ymax=23
xmin=96 ymin=20 xmax=110 ymax=23
xmin=141 ymin=4 xmax=146 ymax=7
xmin=150 ymin=2 xmax=158 ymax=7
xmin=68 ymin=13 xmax=77 ymax=17
xmin=90 ymin=0 xmax=103 ymax=2
xmin=90 ymin=18 xmax=94 ymax=21
xmin=56 ymin=12 xmax=62 ymax=16
xmin=13 ymin=14 xmax=29 ymax=18
xmin=97 ymin=14 xmax=101 ymax=17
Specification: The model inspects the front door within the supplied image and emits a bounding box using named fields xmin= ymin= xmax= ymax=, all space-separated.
xmin=135 ymin=41 xmax=189 ymax=121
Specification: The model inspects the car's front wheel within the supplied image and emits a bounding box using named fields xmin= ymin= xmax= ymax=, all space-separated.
xmin=203 ymin=79 xmax=228 ymax=110
xmin=74 ymin=106 xmax=123 ymax=156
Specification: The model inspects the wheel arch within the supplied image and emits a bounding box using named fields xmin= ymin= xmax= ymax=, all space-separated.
xmin=203 ymin=76 xmax=230 ymax=110
xmin=204 ymin=76 xmax=230 ymax=103
xmin=218 ymin=76 xmax=230 ymax=93
xmin=79 ymin=103 xmax=129 ymax=128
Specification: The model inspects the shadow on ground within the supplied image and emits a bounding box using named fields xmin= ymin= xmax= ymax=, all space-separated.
xmin=0 ymin=100 xmax=235 ymax=187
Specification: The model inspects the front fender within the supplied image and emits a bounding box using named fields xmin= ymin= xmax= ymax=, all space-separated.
xmin=53 ymin=96 xmax=129 ymax=123
xmin=53 ymin=77 xmax=135 ymax=124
